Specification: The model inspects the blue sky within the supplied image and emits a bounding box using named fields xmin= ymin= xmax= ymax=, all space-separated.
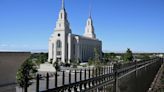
xmin=0 ymin=0 xmax=164 ymax=53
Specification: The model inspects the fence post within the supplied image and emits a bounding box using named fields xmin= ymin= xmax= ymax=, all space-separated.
xmin=55 ymin=72 xmax=57 ymax=88
xmin=85 ymin=69 xmax=87 ymax=80
xmin=68 ymin=70 xmax=71 ymax=92
xmin=74 ymin=70 xmax=77 ymax=91
xmin=24 ymin=74 xmax=28 ymax=92
xmin=95 ymin=68 xmax=98 ymax=85
xmin=92 ymin=68 xmax=95 ymax=86
xmin=107 ymin=66 xmax=109 ymax=80
xmin=36 ymin=74 xmax=39 ymax=92
xmin=75 ymin=70 xmax=77 ymax=82
xmin=69 ymin=70 xmax=71 ymax=84
xmin=92 ymin=68 xmax=94 ymax=78
xmin=104 ymin=67 xmax=106 ymax=81
xmin=89 ymin=68 xmax=91 ymax=87
xmin=62 ymin=71 xmax=65 ymax=86
xmin=46 ymin=73 xmax=49 ymax=90
xmin=80 ymin=69 xmax=82 ymax=81
xmin=79 ymin=69 xmax=82 ymax=90
xmin=89 ymin=68 xmax=91 ymax=79
xmin=99 ymin=67 xmax=101 ymax=84
xmin=113 ymin=63 xmax=118 ymax=92
xmin=135 ymin=60 xmax=138 ymax=76
xmin=84 ymin=69 xmax=87 ymax=89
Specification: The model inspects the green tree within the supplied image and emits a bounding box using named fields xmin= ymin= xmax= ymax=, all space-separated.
xmin=16 ymin=58 xmax=37 ymax=92
xmin=88 ymin=57 xmax=94 ymax=66
xmin=70 ymin=58 xmax=80 ymax=68
xmin=89 ymin=48 xmax=102 ymax=67
xmin=31 ymin=53 xmax=48 ymax=65
xmin=94 ymin=48 xmax=101 ymax=62
xmin=87 ymin=48 xmax=102 ymax=67
xmin=108 ymin=52 xmax=116 ymax=61
xmin=103 ymin=53 xmax=109 ymax=61
xmin=123 ymin=48 xmax=133 ymax=62
xmin=53 ymin=60 xmax=60 ymax=71
xmin=103 ymin=52 xmax=117 ymax=64
xmin=137 ymin=54 xmax=150 ymax=60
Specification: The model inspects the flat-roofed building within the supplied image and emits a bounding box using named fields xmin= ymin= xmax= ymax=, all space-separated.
xmin=0 ymin=52 xmax=30 ymax=92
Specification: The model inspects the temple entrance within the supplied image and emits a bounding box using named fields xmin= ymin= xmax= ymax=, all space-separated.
xmin=57 ymin=58 xmax=61 ymax=62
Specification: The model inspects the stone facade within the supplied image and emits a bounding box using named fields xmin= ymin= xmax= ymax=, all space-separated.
xmin=48 ymin=0 xmax=102 ymax=63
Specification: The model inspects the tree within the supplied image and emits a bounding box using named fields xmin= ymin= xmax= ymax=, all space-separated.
xmin=30 ymin=53 xmax=48 ymax=65
xmin=16 ymin=58 xmax=37 ymax=92
xmin=53 ymin=60 xmax=60 ymax=71
xmin=87 ymin=48 xmax=103 ymax=67
xmin=70 ymin=59 xmax=80 ymax=68
xmin=103 ymin=53 xmax=109 ymax=61
xmin=94 ymin=48 xmax=101 ymax=62
xmin=88 ymin=48 xmax=102 ymax=66
xmin=108 ymin=52 xmax=116 ymax=61
xmin=88 ymin=57 xmax=94 ymax=66
xmin=137 ymin=54 xmax=150 ymax=60
xmin=123 ymin=48 xmax=133 ymax=62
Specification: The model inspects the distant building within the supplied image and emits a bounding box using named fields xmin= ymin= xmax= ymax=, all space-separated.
xmin=48 ymin=0 xmax=102 ymax=63
xmin=0 ymin=52 xmax=30 ymax=92
xmin=156 ymin=54 xmax=163 ymax=58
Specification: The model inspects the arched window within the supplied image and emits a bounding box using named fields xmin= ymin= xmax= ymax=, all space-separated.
xmin=59 ymin=24 xmax=61 ymax=27
xmin=56 ymin=40 xmax=62 ymax=48
xmin=52 ymin=43 xmax=54 ymax=57
xmin=61 ymin=13 xmax=63 ymax=19
xmin=88 ymin=21 xmax=90 ymax=25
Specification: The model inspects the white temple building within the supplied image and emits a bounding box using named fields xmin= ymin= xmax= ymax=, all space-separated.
xmin=48 ymin=0 xmax=102 ymax=63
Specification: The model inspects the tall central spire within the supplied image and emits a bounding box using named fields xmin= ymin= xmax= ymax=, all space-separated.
xmin=89 ymin=2 xmax=92 ymax=18
xmin=54 ymin=0 xmax=71 ymax=33
xmin=62 ymin=0 xmax=65 ymax=9
xmin=83 ymin=1 xmax=96 ymax=39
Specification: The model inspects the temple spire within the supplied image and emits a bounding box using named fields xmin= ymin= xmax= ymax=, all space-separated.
xmin=62 ymin=0 xmax=65 ymax=9
xmin=55 ymin=0 xmax=71 ymax=33
xmin=89 ymin=3 xmax=92 ymax=18
xmin=83 ymin=0 xmax=96 ymax=39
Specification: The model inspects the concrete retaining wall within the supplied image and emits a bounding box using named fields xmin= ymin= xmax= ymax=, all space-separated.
xmin=0 ymin=52 xmax=30 ymax=92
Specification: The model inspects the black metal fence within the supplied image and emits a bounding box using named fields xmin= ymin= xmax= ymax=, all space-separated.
xmin=25 ymin=58 xmax=163 ymax=92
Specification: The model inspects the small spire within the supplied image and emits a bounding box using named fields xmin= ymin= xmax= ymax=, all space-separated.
xmin=89 ymin=0 xmax=93 ymax=18
xmin=89 ymin=6 xmax=92 ymax=18
xmin=62 ymin=0 xmax=65 ymax=9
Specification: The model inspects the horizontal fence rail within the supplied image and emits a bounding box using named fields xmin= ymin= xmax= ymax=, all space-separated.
xmin=26 ymin=58 xmax=163 ymax=92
